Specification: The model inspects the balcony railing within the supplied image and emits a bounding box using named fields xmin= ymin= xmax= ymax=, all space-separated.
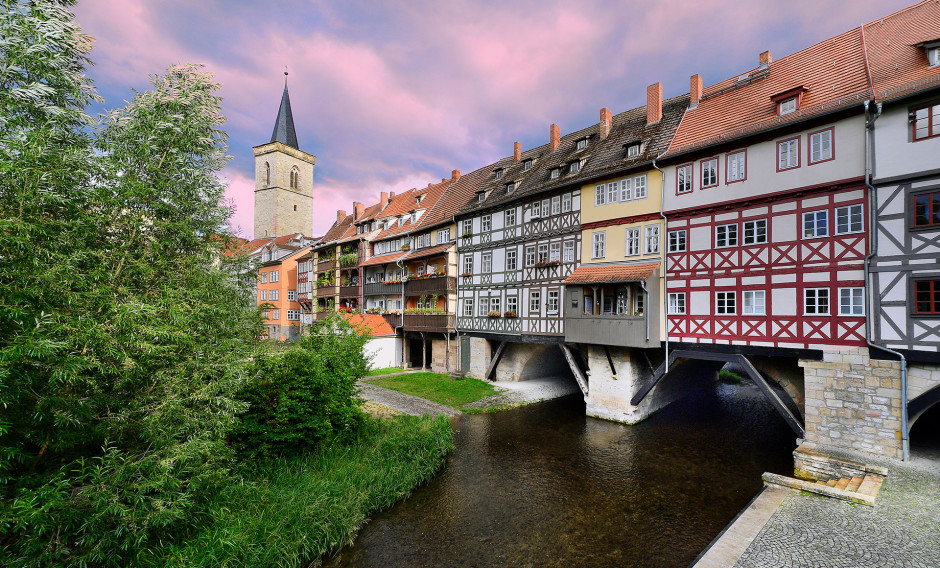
xmin=317 ymin=258 xmax=337 ymax=272
xmin=403 ymin=313 xmax=456 ymax=332
xmin=405 ymin=276 xmax=456 ymax=295
xmin=297 ymin=292 xmax=313 ymax=304
xmin=364 ymin=281 xmax=400 ymax=296
xmin=316 ymin=285 xmax=337 ymax=298
xmin=339 ymin=285 xmax=359 ymax=298
xmin=382 ymin=313 xmax=402 ymax=328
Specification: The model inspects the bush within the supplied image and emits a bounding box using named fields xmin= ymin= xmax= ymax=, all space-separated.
xmin=232 ymin=316 xmax=371 ymax=456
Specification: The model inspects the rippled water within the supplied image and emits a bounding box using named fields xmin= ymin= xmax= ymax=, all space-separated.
xmin=323 ymin=380 xmax=796 ymax=568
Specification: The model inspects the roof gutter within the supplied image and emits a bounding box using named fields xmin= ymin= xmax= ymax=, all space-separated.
xmin=862 ymin=98 xmax=908 ymax=461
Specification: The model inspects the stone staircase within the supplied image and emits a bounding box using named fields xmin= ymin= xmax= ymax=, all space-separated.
xmin=763 ymin=471 xmax=885 ymax=505
xmin=815 ymin=474 xmax=883 ymax=496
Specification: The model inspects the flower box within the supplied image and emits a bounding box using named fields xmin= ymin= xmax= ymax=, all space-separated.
xmin=487 ymin=311 xmax=501 ymax=318
xmin=503 ymin=311 xmax=517 ymax=318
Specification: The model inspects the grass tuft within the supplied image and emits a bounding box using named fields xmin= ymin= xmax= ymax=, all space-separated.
xmin=366 ymin=367 xmax=409 ymax=376
xmin=364 ymin=372 xmax=497 ymax=409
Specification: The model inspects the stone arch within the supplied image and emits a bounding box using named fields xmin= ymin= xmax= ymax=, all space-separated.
xmin=909 ymin=382 xmax=940 ymax=428
xmin=290 ymin=166 xmax=299 ymax=189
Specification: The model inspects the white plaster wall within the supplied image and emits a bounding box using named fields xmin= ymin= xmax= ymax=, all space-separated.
xmin=874 ymin=99 xmax=940 ymax=181
xmin=366 ymin=336 xmax=401 ymax=369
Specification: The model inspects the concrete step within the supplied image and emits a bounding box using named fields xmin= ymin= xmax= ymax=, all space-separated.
xmin=826 ymin=479 xmax=838 ymax=487
xmin=846 ymin=476 xmax=864 ymax=492
xmin=858 ymin=475 xmax=884 ymax=497
xmin=834 ymin=478 xmax=850 ymax=491
xmin=763 ymin=472 xmax=884 ymax=506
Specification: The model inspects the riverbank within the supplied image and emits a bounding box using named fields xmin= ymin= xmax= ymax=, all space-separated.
xmin=157 ymin=414 xmax=454 ymax=568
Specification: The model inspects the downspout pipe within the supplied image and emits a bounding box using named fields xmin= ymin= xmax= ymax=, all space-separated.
xmin=862 ymin=99 xmax=909 ymax=461
xmin=652 ymin=158 xmax=669 ymax=373
xmin=639 ymin=280 xmax=650 ymax=341
xmin=396 ymin=256 xmax=406 ymax=369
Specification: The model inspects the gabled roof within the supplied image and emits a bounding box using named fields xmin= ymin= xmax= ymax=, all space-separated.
xmin=664 ymin=27 xmax=871 ymax=157
xmin=404 ymin=242 xmax=452 ymax=261
xmin=864 ymin=0 xmax=940 ymax=102
xmin=361 ymin=251 xmax=409 ymax=267
xmin=342 ymin=313 xmax=396 ymax=336
xmin=270 ymin=79 xmax=299 ymax=149
xmin=563 ymin=262 xmax=659 ymax=285
xmin=416 ymin=166 xmax=489 ymax=229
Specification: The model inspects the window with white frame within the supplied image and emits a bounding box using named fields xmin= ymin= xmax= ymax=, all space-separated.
xmin=550 ymin=242 xmax=561 ymax=262
xmin=608 ymin=181 xmax=619 ymax=203
xmin=495 ymin=169 xmax=503 ymax=180
xmin=524 ymin=159 xmax=533 ymax=171
xmin=626 ymin=143 xmax=641 ymax=157
xmin=263 ymin=309 xmax=269 ymax=318
xmin=481 ymin=214 xmax=491 ymax=232
xmin=701 ymin=158 xmax=718 ymax=188
xmin=634 ymin=290 xmax=644 ymax=315
xmin=269 ymin=289 xmax=279 ymax=301
xmin=835 ymin=204 xmax=863 ymax=234
xmin=562 ymin=193 xmax=572 ymax=212
xmin=416 ymin=264 xmax=425 ymax=277
xmin=478 ymin=297 xmax=490 ymax=317
xmin=506 ymin=296 xmax=518 ymax=315
xmin=288 ymin=290 xmax=297 ymax=301
xmin=634 ymin=175 xmax=647 ymax=199
xmin=803 ymin=210 xmax=828 ymax=238
xmin=743 ymin=290 xmax=766 ymax=315
xmin=716 ymin=223 xmax=738 ymax=247
xmin=490 ymin=296 xmax=501 ymax=315
xmin=668 ymin=230 xmax=687 ymax=252
xmin=464 ymin=298 xmax=474 ymax=316
xmin=809 ymin=129 xmax=833 ymax=163
xmin=778 ymin=137 xmax=799 ymax=170
xmin=644 ymin=225 xmax=660 ymax=254
xmin=677 ymin=164 xmax=693 ymax=194
xmin=778 ymin=97 xmax=797 ymax=115
xmin=481 ymin=252 xmax=492 ymax=273
xmin=626 ymin=228 xmax=641 ymax=256
xmin=505 ymin=208 xmax=517 ymax=226
xmin=529 ymin=290 xmax=541 ymax=312
xmin=618 ymin=179 xmax=631 ymax=202
xmin=532 ymin=200 xmax=541 ymax=217
xmin=570 ymin=161 xmax=581 ymax=174
xmin=551 ymin=196 xmax=560 ymax=215
xmin=438 ymin=228 xmax=451 ymax=243
xmin=525 ymin=246 xmax=536 ymax=266
xmin=592 ymin=232 xmax=606 ymax=258
xmin=272 ymin=309 xmax=280 ymax=319
xmin=270 ymin=271 xmax=279 ymax=282
xmin=462 ymin=219 xmax=472 ymax=236
xmin=463 ymin=255 xmax=473 ymax=274
xmin=547 ymin=290 xmax=559 ymax=314
xmin=839 ymin=287 xmax=864 ymax=315
xmin=551 ymin=168 xmax=560 ymax=179
xmin=506 ymin=249 xmax=517 ymax=271
xmin=416 ymin=234 xmax=425 ymax=248
xmin=577 ymin=138 xmax=587 ymax=150
xmin=668 ymin=292 xmax=686 ymax=315
xmin=930 ymin=47 xmax=940 ymax=67
xmin=287 ymin=310 xmax=300 ymax=321
xmin=743 ymin=219 xmax=767 ymax=245
xmin=727 ymin=150 xmax=746 ymax=182
xmin=804 ymin=288 xmax=829 ymax=315
xmin=260 ymin=289 xmax=267 ymax=301
xmin=537 ymin=243 xmax=548 ymax=263
xmin=506 ymin=182 xmax=515 ymax=193
xmin=716 ymin=291 xmax=736 ymax=315
xmin=595 ymin=184 xmax=607 ymax=206
xmin=477 ymin=192 xmax=486 ymax=203
xmin=563 ymin=240 xmax=574 ymax=262
xmin=542 ymin=199 xmax=549 ymax=216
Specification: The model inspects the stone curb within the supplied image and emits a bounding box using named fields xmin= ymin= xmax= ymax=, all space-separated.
xmin=761 ymin=472 xmax=878 ymax=506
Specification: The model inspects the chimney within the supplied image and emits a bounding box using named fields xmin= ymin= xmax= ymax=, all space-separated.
xmin=513 ymin=141 xmax=522 ymax=162
xmin=647 ymin=82 xmax=663 ymax=124
xmin=599 ymin=107 xmax=612 ymax=140
xmin=353 ymin=201 xmax=364 ymax=218
xmin=451 ymin=169 xmax=461 ymax=181
xmin=380 ymin=192 xmax=389 ymax=207
xmin=389 ymin=191 xmax=395 ymax=199
xmin=690 ymin=74 xmax=703 ymax=108
xmin=760 ymin=51 xmax=772 ymax=66
xmin=550 ymin=124 xmax=560 ymax=152
xmin=336 ymin=209 xmax=347 ymax=223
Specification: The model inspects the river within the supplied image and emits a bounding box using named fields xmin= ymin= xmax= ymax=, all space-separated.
xmin=323 ymin=379 xmax=796 ymax=567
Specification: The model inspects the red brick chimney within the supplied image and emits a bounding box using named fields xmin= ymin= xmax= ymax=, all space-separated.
xmin=336 ymin=209 xmax=347 ymax=223
xmin=389 ymin=191 xmax=395 ymax=199
xmin=760 ymin=51 xmax=772 ymax=66
xmin=550 ymin=124 xmax=560 ymax=152
xmin=599 ymin=107 xmax=612 ymax=140
xmin=690 ymin=74 xmax=703 ymax=108
xmin=451 ymin=169 xmax=461 ymax=181
xmin=647 ymin=82 xmax=663 ymax=124
xmin=353 ymin=201 xmax=364 ymax=218
xmin=380 ymin=192 xmax=389 ymax=207
xmin=513 ymin=141 xmax=522 ymax=162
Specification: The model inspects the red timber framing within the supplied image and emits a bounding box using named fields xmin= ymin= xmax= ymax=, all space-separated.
xmin=665 ymin=181 xmax=868 ymax=349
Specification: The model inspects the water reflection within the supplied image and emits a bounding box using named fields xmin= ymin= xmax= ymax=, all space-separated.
xmin=323 ymin=381 xmax=795 ymax=568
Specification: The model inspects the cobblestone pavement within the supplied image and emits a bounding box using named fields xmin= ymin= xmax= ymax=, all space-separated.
xmin=732 ymin=453 xmax=940 ymax=568
xmin=356 ymin=382 xmax=461 ymax=417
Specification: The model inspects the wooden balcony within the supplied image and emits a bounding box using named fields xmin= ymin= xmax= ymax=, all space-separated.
xmin=403 ymin=313 xmax=456 ymax=332
xmin=364 ymin=281 xmax=400 ymax=296
xmin=316 ymin=285 xmax=338 ymax=298
xmin=339 ymin=285 xmax=359 ymax=298
xmin=382 ymin=313 xmax=402 ymax=328
xmin=317 ymin=258 xmax=337 ymax=272
xmin=405 ymin=276 xmax=457 ymax=295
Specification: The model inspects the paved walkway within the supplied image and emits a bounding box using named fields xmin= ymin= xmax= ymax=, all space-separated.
xmin=725 ymin=449 xmax=940 ymax=568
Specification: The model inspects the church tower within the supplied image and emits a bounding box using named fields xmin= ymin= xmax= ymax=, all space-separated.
xmin=253 ymin=73 xmax=316 ymax=239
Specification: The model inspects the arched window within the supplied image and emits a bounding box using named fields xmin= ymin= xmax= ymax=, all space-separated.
xmin=264 ymin=162 xmax=270 ymax=186
xmin=290 ymin=167 xmax=299 ymax=190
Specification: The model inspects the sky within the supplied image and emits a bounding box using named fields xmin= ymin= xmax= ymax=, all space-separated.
xmin=72 ymin=0 xmax=918 ymax=238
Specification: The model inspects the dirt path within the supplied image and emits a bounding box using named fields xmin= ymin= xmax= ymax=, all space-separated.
xmin=357 ymin=381 xmax=461 ymax=417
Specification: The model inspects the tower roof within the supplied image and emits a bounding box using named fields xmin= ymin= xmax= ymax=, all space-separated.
xmin=270 ymin=75 xmax=299 ymax=149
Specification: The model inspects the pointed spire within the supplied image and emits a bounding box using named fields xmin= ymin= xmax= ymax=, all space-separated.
xmin=270 ymin=71 xmax=299 ymax=149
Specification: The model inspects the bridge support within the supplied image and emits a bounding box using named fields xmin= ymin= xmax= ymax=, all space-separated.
xmin=559 ymin=344 xmax=589 ymax=396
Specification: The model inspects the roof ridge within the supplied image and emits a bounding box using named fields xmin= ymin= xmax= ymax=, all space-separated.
xmin=864 ymin=0 xmax=938 ymax=28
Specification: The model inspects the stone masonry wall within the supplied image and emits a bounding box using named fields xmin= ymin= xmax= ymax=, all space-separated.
xmin=430 ymin=337 xmax=458 ymax=374
xmin=801 ymin=348 xmax=903 ymax=460
xmin=467 ymin=337 xmax=492 ymax=380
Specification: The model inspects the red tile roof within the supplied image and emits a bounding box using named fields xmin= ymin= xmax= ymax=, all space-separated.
xmin=563 ymin=263 xmax=659 ymax=284
xmin=342 ymin=313 xmax=396 ymax=336
xmin=405 ymin=242 xmax=452 ymax=261
xmin=864 ymin=0 xmax=940 ymax=102
xmin=361 ymin=251 xmax=408 ymax=267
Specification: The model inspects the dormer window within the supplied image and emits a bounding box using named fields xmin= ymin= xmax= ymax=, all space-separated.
xmin=771 ymin=87 xmax=806 ymax=117
xmin=930 ymin=46 xmax=940 ymax=67
xmin=569 ymin=161 xmax=581 ymax=174
xmin=523 ymin=159 xmax=532 ymax=171
xmin=416 ymin=194 xmax=424 ymax=204
xmin=494 ymin=168 xmax=503 ymax=180
xmin=778 ymin=97 xmax=796 ymax=115
xmin=576 ymin=138 xmax=587 ymax=150
xmin=550 ymin=168 xmax=560 ymax=179
xmin=506 ymin=182 xmax=515 ymax=194
xmin=626 ymin=143 xmax=641 ymax=158
xmin=477 ymin=191 xmax=486 ymax=203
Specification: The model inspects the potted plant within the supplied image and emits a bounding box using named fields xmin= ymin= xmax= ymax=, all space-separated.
xmin=504 ymin=310 xmax=517 ymax=318
xmin=401 ymin=242 xmax=411 ymax=251
xmin=487 ymin=311 xmax=501 ymax=318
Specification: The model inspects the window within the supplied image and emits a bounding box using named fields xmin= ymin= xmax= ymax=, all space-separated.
xmin=668 ymin=230 xmax=687 ymax=252
xmin=930 ymin=47 xmax=940 ymax=67
xmin=743 ymin=219 xmax=767 ymax=245
xmin=618 ymin=179 xmax=631 ymax=202
xmin=914 ymin=191 xmax=940 ymax=227
xmin=542 ymin=199 xmax=550 ymax=216
xmin=626 ymin=143 xmax=640 ymax=157
xmin=804 ymin=288 xmax=830 ymax=315
xmin=644 ymin=225 xmax=660 ymax=254
xmin=477 ymin=192 xmax=486 ymax=203
xmin=914 ymin=279 xmax=940 ymax=314
xmin=701 ymin=158 xmax=718 ymax=188
xmin=626 ymin=228 xmax=641 ymax=256
xmin=550 ymin=242 xmax=561 ymax=262
xmin=293 ymin=205 xmax=297 ymax=211
xmin=260 ymin=272 xmax=267 ymax=284
xmin=264 ymin=162 xmax=270 ymax=186
xmin=839 ymin=287 xmax=864 ymax=315
xmin=836 ymin=204 xmax=863 ymax=234
xmin=287 ymin=310 xmax=300 ymax=321
xmin=809 ymin=128 xmax=833 ymax=163
xmin=263 ymin=309 xmax=269 ymax=319
xmin=272 ymin=309 xmax=280 ymax=320
xmin=726 ymin=150 xmax=746 ymax=182
xmin=482 ymin=214 xmax=491 ymax=232
xmin=668 ymin=293 xmax=686 ymax=315
xmin=577 ymin=138 xmax=587 ymax=150
xmin=438 ymin=228 xmax=451 ymax=243
xmin=551 ymin=196 xmax=560 ymax=215
xmin=562 ymin=193 xmax=571 ymax=212
xmin=551 ymin=168 xmax=560 ymax=179
xmin=547 ymin=290 xmax=560 ymax=314
xmin=563 ymin=240 xmax=574 ymax=262
xmin=569 ymin=161 xmax=581 ymax=174
xmin=416 ymin=234 xmax=424 ymax=248
xmin=592 ymin=232 xmax=606 ymax=258
xmin=462 ymin=219 xmax=473 ymax=236
xmin=505 ymin=208 xmax=517 ymax=226
xmin=270 ymin=271 xmax=279 ymax=282
xmin=608 ymin=181 xmax=619 ymax=203
xmin=290 ymin=167 xmax=299 ymax=189
xmin=288 ymin=290 xmax=297 ymax=301
xmin=537 ymin=243 xmax=548 ymax=263
xmin=523 ymin=159 xmax=533 ymax=171
xmin=495 ymin=168 xmax=503 ymax=180
xmin=490 ymin=296 xmax=501 ymax=315
xmin=677 ymin=164 xmax=693 ymax=194
xmin=913 ymin=103 xmax=940 ymax=141
xmin=634 ymin=175 xmax=647 ymax=199
xmin=778 ymin=97 xmax=797 ymax=115
xmin=716 ymin=291 xmax=736 ymax=315
xmin=506 ymin=182 xmax=515 ymax=193
xmin=506 ymin=249 xmax=517 ymax=271
xmin=464 ymin=298 xmax=474 ymax=317
xmin=777 ymin=137 xmax=800 ymax=170
xmin=742 ymin=290 xmax=765 ymax=315
xmin=506 ymin=296 xmax=518 ymax=315
xmin=478 ymin=297 xmax=490 ymax=317
xmin=481 ymin=253 xmax=492 ymax=273
xmin=716 ymin=223 xmax=738 ymax=247
xmin=463 ymin=255 xmax=473 ymax=275
xmin=529 ymin=291 xmax=541 ymax=313
xmin=525 ymin=246 xmax=536 ymax=266
xmin=260 ymin=289 xmax=267 ymax=301
xmin=803 ymin=210 xmax=828 ymax=238
xmin=595 ymin=184 xmax=606 ymax=206
xmin=269 ymin=289 xmax=279 ymax=301
xmin=532 ymin=200 xmax=541 ymax=217
xmin=634 ymin=290 xmax=644 ymax=315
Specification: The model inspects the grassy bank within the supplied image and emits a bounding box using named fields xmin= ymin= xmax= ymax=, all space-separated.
xmin=366 ymin=366 xmax=409 ymax=376
xmin=159 ymin=414 xmax=454 ymax=567
xmin=365 ymin=372 xmax=497 ymax=409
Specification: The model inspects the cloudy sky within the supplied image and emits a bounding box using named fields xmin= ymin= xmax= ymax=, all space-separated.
xmin=73 ymin=0 xmax=915 ymax=238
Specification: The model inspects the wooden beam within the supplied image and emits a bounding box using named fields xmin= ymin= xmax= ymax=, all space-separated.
xmin=485 ymin=341 xmax=507 ymax=382
xmin=631 ymin=351 xmax=680 ymax=406
xmin=604 ymin=346 xmax=617 ymax=379
xmin=735 ymin=355 xmax=805 ymax=437
xmin=559 ymin=344 xmax=589 ymax=396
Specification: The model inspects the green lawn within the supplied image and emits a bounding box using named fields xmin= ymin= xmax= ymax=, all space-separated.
xmin=366 ymin=366 xmax=409 ymax=376
xmin=364 ymin=372 xmax=497 ymax=409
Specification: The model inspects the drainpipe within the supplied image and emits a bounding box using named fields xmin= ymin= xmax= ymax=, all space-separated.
xmin=396 ymin=256 xmax=406 ymax=368
xmin=862 ymin=99 xmax=909 ymax=461
xmin=652 ymin=159 xmax=669 ymax=373
xmin=639 ymin=280 xmax=650 ymax=341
